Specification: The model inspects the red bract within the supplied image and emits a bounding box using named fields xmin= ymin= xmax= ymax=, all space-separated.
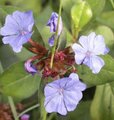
xmin=26 ymin=39 xmax=76 ymax=78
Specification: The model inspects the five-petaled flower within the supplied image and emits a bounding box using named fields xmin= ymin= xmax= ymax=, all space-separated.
xmin=0 ymin=11 xmax=34 ymax=53
xmin=47 ymin=12 xmax=63 ymax=46
xmin=72 ymin=32 xmax=109 ymax=74
xmin=44 ymin=73 xmax=86 ymax=115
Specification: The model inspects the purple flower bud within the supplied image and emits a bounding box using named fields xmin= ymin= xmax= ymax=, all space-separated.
xmin=0 ymin=11 xmax=34 ymax=53
xmin=24 ymin=59 xmax=37 ymax=75
xmin=48 ymin=35 xmax=55 ymax=46
xmin=47 ymin=12 xmax=63 ymax=36
xmin=44 ymin=73 xmax=86 ymax=115
xmin=21 ymin=114 xmax=30 ymax=120
xmin=72 ymin=32 xmax=109 ymax=74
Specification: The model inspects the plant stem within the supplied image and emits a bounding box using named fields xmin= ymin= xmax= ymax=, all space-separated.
xmin=50 ymin=0 xmax=62 ymax=68
xmin=8 ymin=96 xmax=19 ymax=120
xmin=18 ymin=104 xmax=40 ymax=118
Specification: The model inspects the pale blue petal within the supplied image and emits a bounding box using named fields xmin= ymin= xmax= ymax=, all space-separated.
xmin=12 ymin=45 xmax=22 ymax=53
xmin=69 ymin=73 xmax=86 ymax=91
xmin=0 ymin=15 xmax=19 ymax=36
xmin=83 ymin=56 xmax=104 ymax=74
xmin=2 ymin=35 xmax=17 ymax=44
xmin=93 ymin=35 xmax=109 ymax=55
xmin=72 ymin=43 xmax=86 ymax=64
xmin=69 ymin=73 xmax=79 ymax=81
xmin=47 ymin=80 xmax=61 ymax=89
xmin=74 ymin=81 xmax=86 ymax=91
xmin=12 ymin=11 xmax=34 ymax=31
xmin=87 ymin=32 xmax=96 ymax=51
xmin=79 ymin=33 xmax=96 ymax=51
xmin=44 ymin=85 xmax=58 ymax=97
xmin=45 ymin=94 xmax=67 ymax=115
xmin=104 ymin=47 xmax=110 ymax=54
xmin=18 ymin=32 xmax=32 ymax=45
xmin=59 ymin=78 xmax=71 ymax=88
xmin=63 ymin=90 xmax=82 ymax=111
xmin=79 ymin=36 xmax=88 ymax=50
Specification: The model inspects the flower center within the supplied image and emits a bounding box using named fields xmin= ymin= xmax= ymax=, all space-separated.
xmin=21 ymin=30 xmax=27 ymax=35
xmin=86 ymin=51 xmax=92 ymax=57
xmin=58 ymin=88 xmax=64 ymax=95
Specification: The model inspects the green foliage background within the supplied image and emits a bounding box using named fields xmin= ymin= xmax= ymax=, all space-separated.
xmin=0 ymin=0 xmax=114 ymax=120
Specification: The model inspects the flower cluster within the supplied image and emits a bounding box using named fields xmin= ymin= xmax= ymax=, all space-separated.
xmin=0 ymin=10 xmax=109 ymax=116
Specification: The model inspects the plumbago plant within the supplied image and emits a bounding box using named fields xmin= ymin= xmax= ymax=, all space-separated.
xmin=0 ymin=0 xmax=114 ymax=120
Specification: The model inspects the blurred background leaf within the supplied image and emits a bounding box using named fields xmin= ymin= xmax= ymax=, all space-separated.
xmin=71 ymin=1 xmax=92 ymax=30
xmin=0 ymin=62 xmax=41 ymax=101
xmin=91 ymin=84 xmax=114 ymax=120
xmin=77 ymin=55 xmax=114 ymax=87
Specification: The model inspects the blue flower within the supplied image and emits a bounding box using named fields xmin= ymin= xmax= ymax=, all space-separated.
xmin=24 ymin=59 xmax=37 ymax=75
xmin=47 ymin=12 xmax=63 ymax=36
xmin=44 ymin=73 xmax=86 ymax=115
xmin=72 ymin=32 xmax=109 ymax=74
xmin=0 ymin=11 xmax=34 ymax=53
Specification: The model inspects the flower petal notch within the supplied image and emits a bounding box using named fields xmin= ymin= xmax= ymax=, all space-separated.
xmin=44 ymin=73 xmax=86 ymax=115
xmin=47 ymin=12 xmax=63 ymax=36
xmin=72 ymin=32 xmax=109 ymax=74
xmin=0 ymin=10 xmax=34 ymax=53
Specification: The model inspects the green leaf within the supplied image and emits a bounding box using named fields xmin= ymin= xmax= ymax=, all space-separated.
xmin=0 ymin=62 xmax=41 ymax=101
xmin=0 ymin=61 xmax=4 ymax=74
xmin=110 ymin=81 xmax=114 ymax=94
xmin=77 ymin=55 xmax=114 ymax=86
xmin=96 ymin=11 xmax=114 ymax=30
xmin=0 ymin=0 xmax=41 ymax=14
xmin=95 ymin=25 xmax=114 ymax=48
xmin=90 ymin=84 xmax=114 ymax=120
xmin=57 ymin=28 xmax=67 ymax=50
xmin=35 ymin=6 xmax=53 ymax=43
xmin=0 ymin=45 xmax=34 ymax=70
xmin=0 ymin=6 xmax=22 ymax=24
xmin=86 ymin=0 xmax=106 ymax=17
xmin=71 ymin=1 xmax=92 ymax=30
xmin=67 ymin=101 xmax=91 ymax=120
xmin=62 ymin=0 xmax=82 ymax=15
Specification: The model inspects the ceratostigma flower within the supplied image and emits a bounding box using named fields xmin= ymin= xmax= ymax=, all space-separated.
xmin=47 ymin=12 xmax=63 ymax=46
xmin=44 ymin=73 xmax=86 ymax=115
xmin=0 ymin=11 xmax=34 ymax=53
xmin=72 ymin=32 xmax=109 ymax=74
